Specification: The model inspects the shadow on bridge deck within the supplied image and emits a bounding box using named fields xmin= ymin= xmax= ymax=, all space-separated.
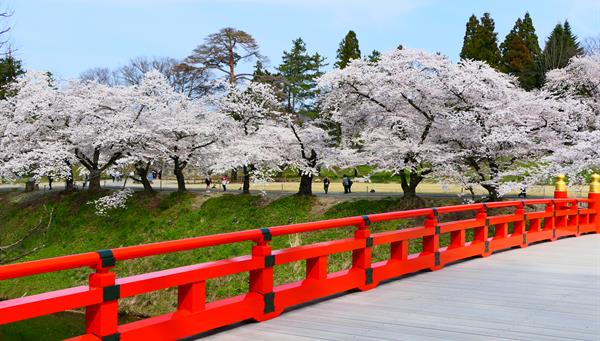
xmin=193 ymin=234 xmax=600 ymax=341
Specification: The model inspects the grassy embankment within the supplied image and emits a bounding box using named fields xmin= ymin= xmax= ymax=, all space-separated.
xmin=0 ymin=190 xmax=464 ymax=339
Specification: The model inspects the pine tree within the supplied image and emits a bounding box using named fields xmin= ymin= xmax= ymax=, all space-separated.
xmin=460 ymin=15 xmax=480 ymax=60
xmin=542 ymin=21 xmax=584 ymax=71
xmin=460 ymin=13 xmax=501 ymax=68
xmin=0 ymin=52 xmax=25 ymax=99
xmin=335 ymin=30 xmax=361 ymax=69
xmin=366 ymin=49 xmax=381 ymax=63
xmin=500 ymin=12 xmax=542 ymax=90
xmin=277 ymin=38 xmax=326 ymax=115
xmin=252 ymin=60 xmax=285 ymax=103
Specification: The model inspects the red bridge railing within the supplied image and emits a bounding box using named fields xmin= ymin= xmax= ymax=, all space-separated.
xmin=1 ymin=175 xmax=599 ymax=340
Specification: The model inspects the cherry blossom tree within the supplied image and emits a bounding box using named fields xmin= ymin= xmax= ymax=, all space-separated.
xmin=214 ymin=82 xmax=284 ymax=194
xmin=318 ymin=49 xmax=454 ymax=200
xmin=319 ymin=48 xmax=576 ymax=201
xmin=435 ymin=59 xmax=577 ymax=200
xmin=543 ymin=54 xmax=600 ymax=180
xmin=0 ymin=72 xmax=75 ymax=190
xmin=280 ymin=118 xmax=338 ymax=195
xmin=125 ymin=70 xmax=233 ymax=193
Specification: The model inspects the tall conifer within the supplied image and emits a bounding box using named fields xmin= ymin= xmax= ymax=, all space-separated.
xmin=335 ymin=30 xmax=361 ymax=69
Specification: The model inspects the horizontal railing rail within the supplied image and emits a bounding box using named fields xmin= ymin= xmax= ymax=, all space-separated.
xmin=0 ymin=177 xmax=599 ymax=341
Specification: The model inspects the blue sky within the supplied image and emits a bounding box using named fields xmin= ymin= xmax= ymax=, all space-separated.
xmin=7 ymin=0 xmax=600 ymax=81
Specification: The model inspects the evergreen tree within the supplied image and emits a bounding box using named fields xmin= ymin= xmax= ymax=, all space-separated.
xmin=500 ymin=12 xmax=542 ymax=90
xmin=335 ymin=30 xmax=361 ymax=69
xmin=0 ymin=52 xmax=25 ymax=99
xmin=277 ymin=38 xmax=326 ymax=115
xmin=460 ymin=13 xmax=501 ymax=68
xmin=542 ymin=21 xmax=584 ymax=71
xmin=252 ymin=60 xmax=285 ymax=104
xmin=366 ymin=49 xmax=381 ymax=63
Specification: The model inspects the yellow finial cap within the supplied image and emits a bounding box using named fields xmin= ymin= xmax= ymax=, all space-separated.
xmin=555 ymin=174 xmax=567 ymax=192
xmin=590 ymin=174 xmax=600 ymax=194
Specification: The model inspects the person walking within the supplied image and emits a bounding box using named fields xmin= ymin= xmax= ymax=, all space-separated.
xmin=221 ymin=175 xmax=229 ymax=192
xmin=47 ymin=176 xmax=53 ymax=190
xmin=342 ymin=175 xmax=350 ymax=194
xmin=205 ymin=176 xmax=212 ymax=191
xmin=348 ymin=176 xmax=353 ymax=193
xmin=323 ymin=177 xmax=330 ymax=194
xmin=82 ymin=174 xmax=89 ymax=189
xmin=518 ymin=180 xmax=527 ymax=198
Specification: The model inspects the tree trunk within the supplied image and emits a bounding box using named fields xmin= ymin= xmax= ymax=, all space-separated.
xmin=242 ymin=165 xmax=251 ymax=194
xmin=88 ymin=169 xmax=101 ymax=192
xmin=400 ymin=170 xmax=422 ymax=199
xmin=24 ymin=179 xmax=37 ymax=192
xmin=173 ymin=158 xmax=187 ymax=192
xmin=64 ymin=162 xmax=75 ymax=192
xmin=298 ymin=173 xmax=313 ymax=195
xmin=482 ymin=184 xmax=500 ymax=202
xmin=135 ymin=162 xmax=154 ymax=193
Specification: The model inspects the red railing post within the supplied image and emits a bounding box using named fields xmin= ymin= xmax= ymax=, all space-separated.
xmin=250 ymin=229 xmax=276 ymax=321
xmin=353 ymin=216 xmax=374 ymax=291
xmin=306 ymin=256 xmax=327 ymax=281
xmin=85 ymin=251 xmax=119 ymax=339
xmin=588 ymin=174 xmax=600 ymax=233
xmin=423 ymin=209 xmax=441 ymax=271
xmin=475 ymin=206 xmax=490 ymax=257
xmin=177 ymin=281 xmax=206 ymax=313
xmin=553 ymin=174 xmax=568 ymax=239
xmin=514 ymin=202 xmax=527 ymax=248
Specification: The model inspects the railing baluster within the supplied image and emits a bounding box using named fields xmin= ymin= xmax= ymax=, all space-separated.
xmin=306 ymin=255 xmax=328 ymax=281
xmin=353 ymin=216 xmax=374 ymax=290
xmin=475 ymin=207 xmax=489 ymax=257
xmin=250 ymin=230 xmax=275 ymax=321
xmin=514 ymin=203 xmax=527 ymax=247
xmin=86 ymin=255 xmax=119 ymax=340
xmin=177 ymin=281 xmax=206 ymax=313
xmin=390 ymin=240 xmax=408 ymax=262
xmin=423 ymin=210 xmax=441 ymax=271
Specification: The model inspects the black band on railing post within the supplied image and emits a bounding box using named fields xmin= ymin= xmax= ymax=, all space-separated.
xmin=434 ymin=252 xmax=440 ymax=266
xmin=103 ymin=284 xmax=120 ymax=302
xmin=361 ymin=215 xmax=371 ymax=226
xmin=260 ymin=228 xmax=272 ymax=242
xmin=431 ymin=207 xmax=438 ymax=217
xmin=484 ymin=241 xmax=490 ymax=253
xmin=435 ymin=225 xmax=440 ymax=235
xmin=97 ymin=249 xmax=116 ymax=268
xmin=264 ymin=255 xmax=275 ymax=268
xmin=263 ymin=292 xmax=275 ymax=313
xmin=365 ymin=268 xmax=373 ymax=285
xmin=522 ymin=234 xmax=527 ymax=245
xmin=365 ymin=237 xmax=373 ymax=248
xmin=101 ymin=333 xmax=120 ymax=341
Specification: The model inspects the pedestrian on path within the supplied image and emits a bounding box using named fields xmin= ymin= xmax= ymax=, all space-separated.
xmin=221 ymin=175 xmax=229 ymax=192
xmin=342 ymin=175 xmax=350 ymax=194
xmin=205 ymin=176 xmax=212 ymax=192
xmin=518 ymin=180 xmax=527 ymax=198
xmin=323 ymin=177 xmax=330 ymax=194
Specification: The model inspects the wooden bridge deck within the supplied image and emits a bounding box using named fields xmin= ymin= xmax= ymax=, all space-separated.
xmin=199 ymin=235 xmax=600 ymax=341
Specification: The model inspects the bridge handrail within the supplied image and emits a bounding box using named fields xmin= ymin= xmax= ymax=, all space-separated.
xmin=0 ymin=198 xmax=585 ymax=280
xmin=0 ymin=180 xmax=599 ymax=340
